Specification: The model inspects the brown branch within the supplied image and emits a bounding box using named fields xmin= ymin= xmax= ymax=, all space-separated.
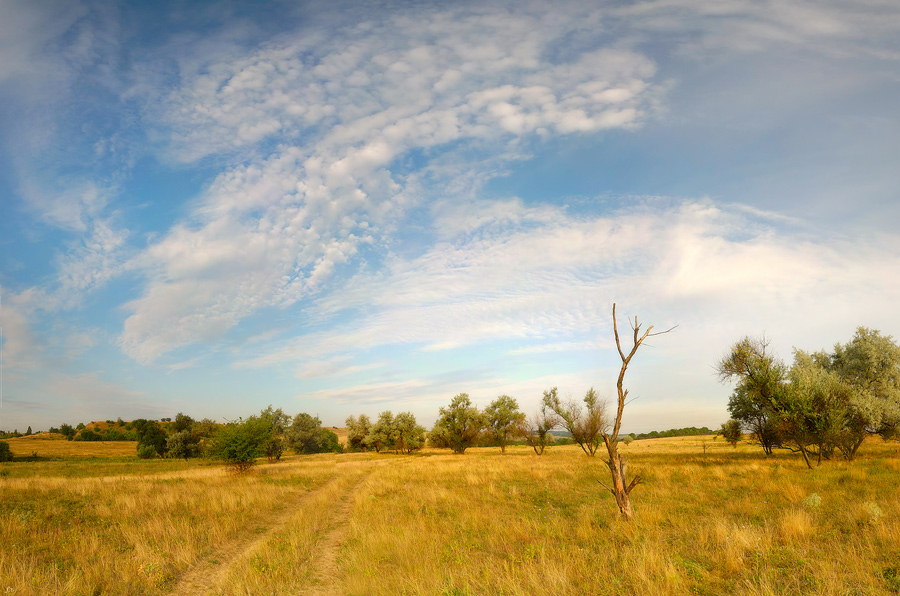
xmin=597 ymin=479 xmax=615 ymax=495
xmin=625 ymin=475 xmax=643 ymax=494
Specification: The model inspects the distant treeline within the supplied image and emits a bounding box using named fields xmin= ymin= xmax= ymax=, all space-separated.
xmin=634 ymin=426 xmax=714 ymax=440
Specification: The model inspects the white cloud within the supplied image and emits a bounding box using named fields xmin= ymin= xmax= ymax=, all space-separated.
xmin=615 ymin=0 xmax=900 ymax=58
xmin=235 ymin=198 xmax=900 ymax=380
xmin=0 ymin=289 xmax=44 ymax=373
xmin=120 ymin=4 xmax=663 ymax=363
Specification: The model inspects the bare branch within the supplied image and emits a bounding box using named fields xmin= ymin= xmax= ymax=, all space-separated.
xmin=597 ymin=479 xmax=614 ymax=495
xmin=625 ymin=476 xmax=643 ymax=494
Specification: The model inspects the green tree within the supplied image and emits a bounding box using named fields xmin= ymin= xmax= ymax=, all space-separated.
xmin=484 ymin=395 xmax=525 ymax=454
xmin=0 ymin=441 xmax=12 ymax=462
xmin=429 ymin=393 xmax=484 ymax=454
xmin=284 ymin=413 xmax=341 ymax=454
xmin=542 ymin=387 xmax=606 ymax=456
xmin=367 ymin=411 xmax=395 ymax=453
xmin=208 ymin=416 xmax=271 ymax=471
xmin=345 ymin=414 xmax=372 ymax=452
xmin=259 ymin=406 xmax=290 ymax=462
xmin=132 ymin=419 xmax=168 ymax=458
xmin=166 ymin=430 xmax=199 ymax=459
xmin=25 ymin=426 xmax=32 ymax=436
xmin=781 ymin=350 xmax=856 ymax=467
xmin=171 ymin=412 xmax=195 ymax=434
xmin=392 ymin=412 xmax=426 ymax=454
xmin=828 ymin=327 xmax=900 ymax=447
xmin=716 ymin=336 xmax=787 ymax=456
xmin=720 ymin=419 xmax=742 ymax=447
xmin=259 ymin=405 xmax=291 ymax=435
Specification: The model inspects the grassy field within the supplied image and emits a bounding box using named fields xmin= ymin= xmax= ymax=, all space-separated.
xmin=1 ymin=436 xmax=899 ymax=595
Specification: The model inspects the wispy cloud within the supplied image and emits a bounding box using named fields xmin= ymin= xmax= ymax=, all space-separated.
xmin=119 ymin=4 xmax=663 ymax=363
xmin=235 ymin=198 xmax=900 ymax=378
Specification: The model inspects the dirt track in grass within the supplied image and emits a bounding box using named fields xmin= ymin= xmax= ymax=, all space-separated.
xmin=169 ymin=465 xmax=372 ymax=596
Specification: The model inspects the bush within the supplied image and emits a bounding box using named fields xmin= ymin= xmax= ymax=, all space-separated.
xmin=209 ymin=417 xmax=271 ymax=471
xmin=284 ymin=413 xmax=342 ymax=454
xmin=166 ymin=430 xmax=200 ymax=459
xmin=720 ymin=419 xmax=743 ymax=447
xmin=136 ymin=443 xmax=158 ymax=459
xmin=0 ymin=441 xmax=13 ymax=462
xmin=132 ymin=419 xmax=168 ymax=457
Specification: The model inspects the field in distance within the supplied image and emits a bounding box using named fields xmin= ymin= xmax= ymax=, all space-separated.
xmin=1 ymin=436 xmax=899 ymax=595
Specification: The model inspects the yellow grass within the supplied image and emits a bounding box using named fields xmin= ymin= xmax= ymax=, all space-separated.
xmin=1 ymin=437 xmax=899 ymax=595
xmin=6 ymin=434 xmax=139 ymax=458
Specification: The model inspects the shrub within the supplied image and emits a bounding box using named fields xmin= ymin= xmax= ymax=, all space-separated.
xmin=264 ymin=436 xmax=284 ymax=462
xmin=166 ymin=430 xmax=200 ymax=459
xmin=720 ymin=419 xmax=742 ymax=447
xmin=132 ymin=419 xmax=168 ymax=457
xmin=209 ymin=417 xmax=271 ymax=471
xmin=75 ymin=429 xmax=101 ymax=442
xmin=802 ymin=493 xmax=822 ymax=509
xmin=284 ymin=413 xmax=342 ymax=454
xmin=136 ymin=443 xmax=158 ymax=459
xmin=0 ymin=441 xmax=13 ymax=462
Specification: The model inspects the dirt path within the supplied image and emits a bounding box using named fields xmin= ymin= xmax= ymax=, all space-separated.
xmin=168 ymin=467 xmax=371 ymax=596
xmin=302 ymin=474 xmax=365 ymax=596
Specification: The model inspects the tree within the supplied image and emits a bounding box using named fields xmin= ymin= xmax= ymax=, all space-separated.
xmin=484 ymin=395 xmax=525 ymax=454
xmin=166 ymin=430 xmax=199 ymax=459
xmin=367 ymin=411 xmax=395 ymax=453
xmin=392 ymin=412 xmax=426 ymax=454
xmin=726 ymin=385 xmax=781 ymax=456
xmin=828 ymin=327 xmax=900 ymax=446
xmin=258 ymin=406 xmax=290 ymax=462
xmin=25 ymin=426 xmax=32 ymax=436
xmin=599 ymin=303 xmax=674 ymax=521
xmin=0 ymin=441 xmax=12 ymax=462
xmin=543 ymin=387 xmax=607 ymax=456
xmin=345 ymin=414 xmax=372 ymax=451
xmin=209 ymin=416 xmax=271 ymax=472
xmin=429 ymin=393 xmax=484 ymax=454
xmin=780 ymin=350 xmax=857 ymax=468
xmin=720 ymin=419 xmax=742 ymax=447
xmin=132 ymin=419 xmax=168 ymax=458
xmin=58 ymin=423 xmax=75 ymax=441
xmin=716 ymin=336 xmax=787 ymax=456
xmin=259 ymin=405 xmax=291 ymax=435
xmin=171 ymin=412 xmax=195 ymax=434
xmin=519 ymin=400 xmax=559 ymax=455
xmin=284 ymin=413 xmax=341 ymax=454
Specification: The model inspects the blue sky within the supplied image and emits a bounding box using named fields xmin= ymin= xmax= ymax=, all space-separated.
xmin=1 ymin=0 xmax=898 ymax=433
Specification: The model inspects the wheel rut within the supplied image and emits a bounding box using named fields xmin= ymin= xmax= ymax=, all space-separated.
xmin=168 ymin=465 xmax=373 ymax=596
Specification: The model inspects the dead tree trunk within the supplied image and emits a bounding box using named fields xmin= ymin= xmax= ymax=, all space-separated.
xmin=598 ymin=303 xmax=674 ymax=521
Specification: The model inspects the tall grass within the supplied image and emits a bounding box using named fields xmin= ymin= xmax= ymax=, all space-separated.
xmin=0 ymin=437 xmax=897 ymax=595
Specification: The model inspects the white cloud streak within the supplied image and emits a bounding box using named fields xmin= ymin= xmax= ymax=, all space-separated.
xmin=236 ymin=199 xmax=900 ymax=377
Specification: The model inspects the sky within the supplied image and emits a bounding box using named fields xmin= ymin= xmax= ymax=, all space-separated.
xmin=0 ymin=0 xmax=898 ymax=434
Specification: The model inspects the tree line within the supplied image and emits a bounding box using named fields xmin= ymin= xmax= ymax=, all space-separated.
xmin=717 ymin=327 xmax=900 ymax=468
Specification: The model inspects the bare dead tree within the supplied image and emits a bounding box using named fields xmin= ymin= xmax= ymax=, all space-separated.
xmin=599 ymin=303 xmax=675 ymax=521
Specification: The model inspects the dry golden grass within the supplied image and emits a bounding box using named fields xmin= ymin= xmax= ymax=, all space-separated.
xmin=1 ymin=437 xmax=898 ymax=595
xmin=6 ymin=434 xmax=138 ymax=458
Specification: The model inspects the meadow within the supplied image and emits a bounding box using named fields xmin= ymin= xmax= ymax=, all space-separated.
xmin=1 ymin=435 xmax=899 ymax=595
